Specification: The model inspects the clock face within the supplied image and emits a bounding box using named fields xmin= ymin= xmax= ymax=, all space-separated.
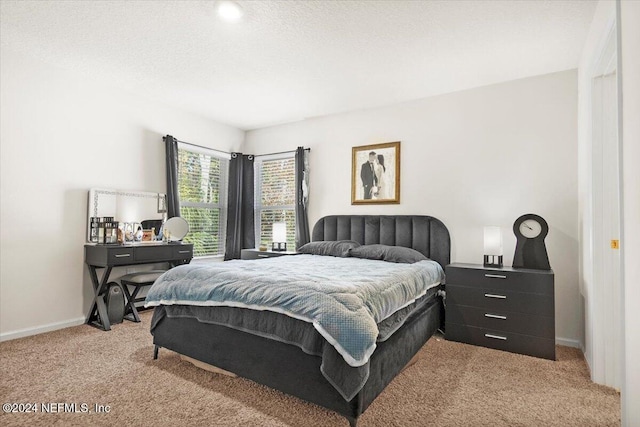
xmin=519 ymin=219 xmax=542 ymax=239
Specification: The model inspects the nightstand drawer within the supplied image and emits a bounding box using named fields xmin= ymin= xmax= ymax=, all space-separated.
xmin=446 ymin=304 xmax=554 ymax=338
xmin=447 ymin=266 xmax=553 ymax=295
xmin=446 ymin=323 xmax=555 ymax=360
xmin=446 ymin=284 xmax=554 ymax=316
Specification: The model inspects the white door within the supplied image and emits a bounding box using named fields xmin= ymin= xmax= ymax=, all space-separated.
xmin=591 ymin=38 xmax=622 ymax=389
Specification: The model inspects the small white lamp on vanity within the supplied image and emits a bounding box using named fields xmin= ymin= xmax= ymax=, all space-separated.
xmin=483 ymin=226 xmax=503 ymax=268
xmin=272 ymin=222 xmax=287 ymax=252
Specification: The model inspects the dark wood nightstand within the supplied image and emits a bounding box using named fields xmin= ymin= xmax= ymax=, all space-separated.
xmin=445 ymin=263 xmax=555 ymax=360
xmin=240 ymin=249 xmax=298 ymax=260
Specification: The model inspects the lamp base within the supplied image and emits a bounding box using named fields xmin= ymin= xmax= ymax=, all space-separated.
xmin=272 ymin=242 xmax=287 ymax=252
xmin=484 ymin=255 xmax=503 ymax=268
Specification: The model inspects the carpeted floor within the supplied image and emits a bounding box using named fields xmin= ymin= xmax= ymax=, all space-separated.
xmin=0 ymin=311 xmax=619 ymax=427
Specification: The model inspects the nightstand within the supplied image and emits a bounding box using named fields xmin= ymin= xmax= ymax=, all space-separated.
xmin=445 ymin=263 xmax=555 ymax=360
xmin=240 ymin=249 xmax=298 ymax=260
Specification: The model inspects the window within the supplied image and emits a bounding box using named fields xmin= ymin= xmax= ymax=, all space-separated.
xmin=177 ymin=145 xmax=228 ymax=257
xmin=255 ymin=155 xmax=296 ymax=249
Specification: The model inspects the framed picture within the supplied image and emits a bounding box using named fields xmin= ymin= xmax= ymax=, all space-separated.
xmin=142 ymin=229 xmax=154 ymax=241
xmin=351 ymin=141 xmax=400 ymax=204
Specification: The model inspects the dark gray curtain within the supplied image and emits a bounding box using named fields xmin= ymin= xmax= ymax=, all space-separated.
xmin=164 ymin=135 xmax=180 ymax=218
xmin=295 ymin=147 xmax=310 ymax=249
xmin=225 ymin=153 xmax=255 ymax=260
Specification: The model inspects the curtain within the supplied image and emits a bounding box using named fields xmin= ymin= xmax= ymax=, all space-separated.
xmin=295 ymin=147 xmax=310 ymax=249
xmin=164 ymin=135 xmax=180 ymax=218
xmin=224 ymin=153 xmax=255 ymax=260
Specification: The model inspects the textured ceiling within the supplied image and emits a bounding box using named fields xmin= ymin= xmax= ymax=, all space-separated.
xmin=1 ymin=0 xmax=597 ymax=130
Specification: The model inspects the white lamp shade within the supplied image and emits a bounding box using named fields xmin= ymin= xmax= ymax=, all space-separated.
xmin=272 ymin=222 xmax=287 ymax=243
xmin=484 ymin=226 xmax=503 ymax=255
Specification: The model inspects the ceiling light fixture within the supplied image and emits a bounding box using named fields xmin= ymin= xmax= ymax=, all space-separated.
xmin=217 ymin=1 xmax=244 ymax=23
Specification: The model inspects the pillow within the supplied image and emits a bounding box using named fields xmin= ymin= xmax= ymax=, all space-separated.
xmin=297 ymin=240 xmax=361 ymax=257
xmin=348 ymin=244 xmax=428 ymax=263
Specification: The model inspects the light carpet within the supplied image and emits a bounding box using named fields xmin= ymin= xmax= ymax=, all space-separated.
xmin=0 ymin=310 xmax=619 ymax=426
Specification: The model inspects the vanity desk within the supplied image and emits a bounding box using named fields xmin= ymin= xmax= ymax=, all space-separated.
xmin=85 ymin=242 xmax=193 ymax=331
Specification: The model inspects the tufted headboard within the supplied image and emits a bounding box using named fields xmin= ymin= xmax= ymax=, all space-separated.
xmin=312 ymin=215 xmax=450 ymax=269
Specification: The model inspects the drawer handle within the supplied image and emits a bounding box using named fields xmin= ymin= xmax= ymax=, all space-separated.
xmin=178 ymin=250 xmax=191 ymax=254
xmin=257 ymin=254 xmax=269 ymax=258
xmin=485 ymin=333 xmax=507 ymax=341
xmin=485 ymin=274 xmax=507 ymax=279
xmin=485 ymin=313 xmax=507 ymax=320
xmin=114 ymin=254 xmax=131 ymax=258
xmin=484 ymin=293 xmax=507 ymax=299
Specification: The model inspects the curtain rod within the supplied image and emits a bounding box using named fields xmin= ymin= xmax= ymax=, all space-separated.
xmin=254 ymin=148 xmax=311 ymax=158
xmin=165 ymin=136 xmax=232 ymax=157
xmin=164 ymin=135 xmax=310 ymax=158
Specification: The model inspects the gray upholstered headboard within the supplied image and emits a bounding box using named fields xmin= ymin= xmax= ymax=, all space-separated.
xmin=312 ymin=215 xmax=451 ymax=269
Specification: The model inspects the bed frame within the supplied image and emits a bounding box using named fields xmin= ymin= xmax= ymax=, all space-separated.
xmin=151 ymin=215 xmax=450 ymax=426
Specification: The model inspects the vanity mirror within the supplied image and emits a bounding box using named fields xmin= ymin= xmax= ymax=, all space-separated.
xmin=163 ymin=216 xmax=189 ymax=241
xmin=87 ymin=188 xmax=167 ymax=243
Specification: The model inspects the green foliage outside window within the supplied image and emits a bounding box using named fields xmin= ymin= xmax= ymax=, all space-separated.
xmin=178 ymin=149 xmax=226 ymax=257
xmin=257 ymin=157 xmax=296 ymax=249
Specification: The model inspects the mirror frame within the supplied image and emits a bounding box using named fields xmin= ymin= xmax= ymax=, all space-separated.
xmin=87 ymin=188 xmax=167 ymax=243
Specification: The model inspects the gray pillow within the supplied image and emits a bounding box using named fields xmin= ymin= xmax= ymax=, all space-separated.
xmin=297 ymin=240 xmax=360 ymax=257
xmin=348 ymin=244 xmax=428 ymax=263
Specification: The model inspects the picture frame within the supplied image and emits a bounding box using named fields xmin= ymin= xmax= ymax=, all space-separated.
xmin=351 ymin=141 xmax=400 ymax=204
xmin=142 ymin=229 xmax=154 ymax=242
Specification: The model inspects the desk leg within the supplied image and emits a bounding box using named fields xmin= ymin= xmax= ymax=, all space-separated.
xmin=86 ymin=265 xmax=113 ymax=331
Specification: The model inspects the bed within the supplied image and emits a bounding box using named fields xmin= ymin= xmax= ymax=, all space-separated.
xmin=147 ymin=215 xmax=450 ymax=426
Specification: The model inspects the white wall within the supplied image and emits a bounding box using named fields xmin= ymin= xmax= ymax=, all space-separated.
xmin=245 ymin=70 xmax=581 ymax=345
xmin=620 ymin=1 xmax=640 ymax=424
xmin=0 ymin=48 xmax=244 ymax=339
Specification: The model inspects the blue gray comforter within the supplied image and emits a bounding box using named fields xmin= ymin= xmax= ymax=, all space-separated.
xmin=145 ymin=254 xmax=443 ymax=368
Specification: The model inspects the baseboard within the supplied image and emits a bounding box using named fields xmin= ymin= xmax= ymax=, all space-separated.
xmin=0 ymin=317 xmax=86 ymax=342
xmin=556 ymin=337 xmax=583 ymax=349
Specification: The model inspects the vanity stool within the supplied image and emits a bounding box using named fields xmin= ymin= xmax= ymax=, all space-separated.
xmin=120 ymin=270 xmax=166 ymax=322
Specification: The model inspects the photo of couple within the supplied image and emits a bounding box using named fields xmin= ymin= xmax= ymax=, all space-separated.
xmin=360 ymin=151 xmax=388 ymax=200
xmin=351 ymin=141 xmax=400 ymax=204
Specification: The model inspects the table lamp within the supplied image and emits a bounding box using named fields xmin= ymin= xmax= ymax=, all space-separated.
xmin=484 ymin=226 xmax=503 ymax=267
xmin=272 ymin=222 xmax=287 ymax=252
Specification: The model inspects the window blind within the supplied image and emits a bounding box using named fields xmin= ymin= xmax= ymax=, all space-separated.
xmin=255 ymin=156 xmax=296 ymax=248
xmin=178 ymin=147 xmax=228 ymax=256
